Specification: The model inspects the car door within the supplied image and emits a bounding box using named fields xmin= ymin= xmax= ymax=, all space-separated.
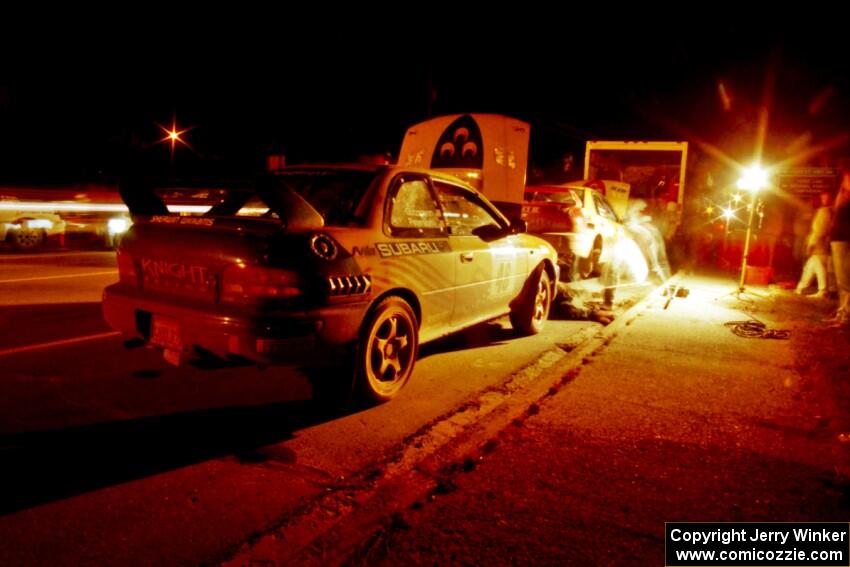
xmin=382 ymin=174 xmax=456 ymax=340
xmin=432 ymin=180 xmax=525 ymax=326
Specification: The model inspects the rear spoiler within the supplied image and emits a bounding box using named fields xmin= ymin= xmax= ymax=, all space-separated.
xmin=117 ymin=175 xmax=324 ymax=232
xmin=118 ymin=177 xmax=169 ymax=217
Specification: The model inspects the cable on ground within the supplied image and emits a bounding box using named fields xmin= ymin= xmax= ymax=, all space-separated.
xmin=724 ymin=319 xmax=790 ymax=339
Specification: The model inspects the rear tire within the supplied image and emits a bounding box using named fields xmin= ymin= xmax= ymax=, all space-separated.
xmin=577 ymin=239 xmax=602 ymax=279
xmin=354 ymin=296 xmax=419 ymax=404
xmin=510 ymin=268 xmax=552 ymax=335
xmin=10 ymin=227 xmax=45 ymax=251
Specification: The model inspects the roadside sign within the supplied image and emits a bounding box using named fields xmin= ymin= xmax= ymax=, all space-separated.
xmin=777 ymin=167 xmax=838 ymax=196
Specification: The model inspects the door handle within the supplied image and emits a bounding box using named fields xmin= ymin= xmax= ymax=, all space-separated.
xmin=460 ymin=252 xmax=474 ymax=263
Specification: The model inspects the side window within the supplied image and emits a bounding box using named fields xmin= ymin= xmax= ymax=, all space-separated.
xmin=593 ymin=193 xmax=618 ymax=221
xmin=433 ymin=181 xmax=502 ymax=236
xmin=387 ymin=178 xmax=445 ymax=238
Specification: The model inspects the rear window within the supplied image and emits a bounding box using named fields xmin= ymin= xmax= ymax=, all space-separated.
xmin=529 ymin=191 xmax=578 ymax=206
xmin=273 ymin=169 xmax=376 ymax=225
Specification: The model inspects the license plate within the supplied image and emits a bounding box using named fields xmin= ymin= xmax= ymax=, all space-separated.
xmin=151 ymin=315 xmax=182 ymax=351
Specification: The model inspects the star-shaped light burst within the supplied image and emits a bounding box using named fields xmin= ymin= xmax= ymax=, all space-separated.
xmin=157 ymin=116 xmax=194 ymax=159
xmin=650 ymin=59 xmax=850 ymax=220
xmin=737 ymin=165 xmax=769 ymax=193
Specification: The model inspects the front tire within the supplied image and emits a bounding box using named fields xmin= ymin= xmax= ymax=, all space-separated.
xmin=510 ymin=267 xmax=552 ymax=335
xmin=354 ymin=296 xmax=419 ymax=404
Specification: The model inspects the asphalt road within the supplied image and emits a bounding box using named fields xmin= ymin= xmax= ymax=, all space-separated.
xmin=0 ymin=251 xmax=613 ymax=566
xmin=337 ymin=275 xmax=850 ymax=566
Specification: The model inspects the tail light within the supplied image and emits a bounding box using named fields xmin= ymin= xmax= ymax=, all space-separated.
xmin=116 ymin=248 xmax=138 ymax=284
xmin=568 ymin=206 xmax=586 ymax=229
xmin=221 ymin=264 xmax=302 ymax=304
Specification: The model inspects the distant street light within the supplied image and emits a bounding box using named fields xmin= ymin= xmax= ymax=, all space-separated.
xmin=157 ymin=116 xmax=192 ymax=161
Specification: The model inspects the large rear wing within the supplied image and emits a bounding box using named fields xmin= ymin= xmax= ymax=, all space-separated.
xmin=117 ymin=175 xmax=324 ymax=232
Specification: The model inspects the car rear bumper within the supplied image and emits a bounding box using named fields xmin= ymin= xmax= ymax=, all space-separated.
xmin=102 ymin=283 xmax=370 ymax=365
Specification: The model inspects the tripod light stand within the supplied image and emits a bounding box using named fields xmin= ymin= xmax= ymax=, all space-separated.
xmin=733 ymin=165 xmax=768 ymax=297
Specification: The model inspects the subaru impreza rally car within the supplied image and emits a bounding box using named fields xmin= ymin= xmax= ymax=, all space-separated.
xmin=103 ymin=165 xmax=558 ymax=402
xmin=523 ymin=181 xmax=627 ymax=282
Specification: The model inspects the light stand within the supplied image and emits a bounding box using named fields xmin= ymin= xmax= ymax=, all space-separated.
xmin=736 ymin=189 xmax=758 ymax=293
xmin=719 ymin=165 xmax=769 ymax=302
xmin=718 ymin=207 xmax=734 ymax=269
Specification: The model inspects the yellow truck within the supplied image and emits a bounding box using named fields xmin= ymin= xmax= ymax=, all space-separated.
xmin=583 ymin=140 xmax=689 ymax=207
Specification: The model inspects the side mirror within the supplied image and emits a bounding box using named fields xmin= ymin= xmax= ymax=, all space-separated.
xmin=472 ymin=223 xmax=508 ymax=241
xmin=510 ymin=217 xmax=527 ymax=234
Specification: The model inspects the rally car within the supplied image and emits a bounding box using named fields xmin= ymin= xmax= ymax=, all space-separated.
xmin=102 ymin=165 xmax=558 ymax=403
xmin=522 ymin=181 xmax=625 ymax=282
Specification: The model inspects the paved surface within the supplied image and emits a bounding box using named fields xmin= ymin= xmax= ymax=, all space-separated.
xmin=322 ymin=274 xmax=850 ymax=566
xmin=0 ymin=252 xmax=626 ymax=566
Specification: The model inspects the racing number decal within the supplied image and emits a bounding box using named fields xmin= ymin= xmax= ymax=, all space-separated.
xmin=495 ymin=261 xmax=511 ymax=294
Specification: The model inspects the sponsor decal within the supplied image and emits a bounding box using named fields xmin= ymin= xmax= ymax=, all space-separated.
xmin=431 ymin=115 xmax=484 ymax=169
xmin=404 ymin=150 xmax=425 ymax=167
xmin=352 ymin=245 xmax=379 ymax=257
xmin=141 ymin=258 xmax=213 ymax=289
xmin=376 ymin=240 xmax=450 ymax=257
xmin=494 ymin=147 xmax=517 ymax=169
xmin=152 ymin=215 xmax=180 ymax=224
xmin=151 ymin=216 xmax=214 ymax=226
xmin=180 ymin=217 xmax=215 ymax=226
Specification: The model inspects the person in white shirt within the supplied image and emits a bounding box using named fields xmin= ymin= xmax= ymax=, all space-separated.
xmin=795 ymin=191 xmax=834 ymax=298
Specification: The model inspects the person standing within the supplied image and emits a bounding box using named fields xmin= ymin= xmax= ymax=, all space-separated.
xmin=828 ymin=172 xmax=850 ymax=327
xmin=795 ymin=191 xmax=833 ymax=298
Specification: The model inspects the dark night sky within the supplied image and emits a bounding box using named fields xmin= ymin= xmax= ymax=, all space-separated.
xmin=1 ymin=15 xmax=847 ymax=184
